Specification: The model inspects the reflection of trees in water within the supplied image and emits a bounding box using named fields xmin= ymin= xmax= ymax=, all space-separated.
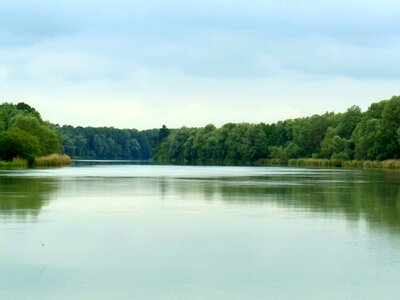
xmin=0 ymin=177 xmax=59 ymax=219
xmin=2 ymin=169 xmax=397 ymax=232
xmin=166 ymin=171 xmax=400 ymax=233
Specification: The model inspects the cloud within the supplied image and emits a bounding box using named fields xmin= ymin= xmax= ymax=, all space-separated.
xmin=0 ymin=0 xmax=399 ymax=128
xmin=25 ymin=51 xmax=128 ymax=81
xmin=1 ymin=0 xmax=400 ymax=80
xmin=0 ymin=3 xmax=79 ymax=46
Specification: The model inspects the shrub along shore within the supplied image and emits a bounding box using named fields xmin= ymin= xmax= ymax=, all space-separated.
xmin=34 ymin=154 xmax=72 ymax=167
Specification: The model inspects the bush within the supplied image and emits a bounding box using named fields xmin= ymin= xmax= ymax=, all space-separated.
xmin=34 ymin=154 xmax=71 ymax=167
xmin=0 ymin=128 xmax=40 ymax=166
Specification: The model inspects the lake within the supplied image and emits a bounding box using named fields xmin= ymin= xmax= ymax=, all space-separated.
xmin=1 ymin=162 xmax=400 ymax=299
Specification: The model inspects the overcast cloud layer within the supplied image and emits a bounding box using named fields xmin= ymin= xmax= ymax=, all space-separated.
xmin=0 ymin=0 xmax=399 ymax=129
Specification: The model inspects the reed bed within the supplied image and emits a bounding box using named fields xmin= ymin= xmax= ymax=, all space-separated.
xmin=381 ymin=160 xmax=400 ymax=169
xmin=258 ymin=158 xmax=400 ymax=170
xmin=288 ymin=159 xmax=343 ymax=167
xmin=256 ymin=158 xmax=286 ymax=166
xmin=34 ymin=154 xmax=71 ymax=167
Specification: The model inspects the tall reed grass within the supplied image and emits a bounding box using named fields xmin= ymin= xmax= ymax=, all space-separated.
xmin=256 ymin=158 xmax=286 ymax=166
xmin=258 ymin=158 xmax=400 ymax=170
xmin=34 ymin=154 xmax=71 ymax=167
xmin=381 ymin=160 xmax=400 ymax=169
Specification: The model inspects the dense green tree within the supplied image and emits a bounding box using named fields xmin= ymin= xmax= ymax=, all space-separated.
xmin=284 ymin=142 xmax=303 ymax=159
xmin=58 ymin=126 xmax=159 ymax=160
xmin=238 ymin=124 xmax=268 ymax=161
xmin=291 ymin=114 xmax=332 ymax=156
xmin=268 ymin=146 xmax=287 ymax=160
xmin=10 ymin=115 xmax=61 ymax=155
xmin=352 ymin=96 xmax=400 ymax=160
xmin=380 ymin=96 xmax=400 ymax=158
xmin=158 ymin=125 xmax=170 ymax=142
xmin=15 ymin=102 xmax=42 ymax=120
xmin=352 ymin=118 xmax=380 ymax=160
xmin=0 ymin=102 xmax=62 ymax=164
xmin=335 ymin=105 xmax=362 ymax=139
xmin=397 ymin=127 xmax=400 ymax=145
xmin=0 ymin=128 xmax=41 ymax=165
xmin=320 ymin=134 xmax=347 ymax=159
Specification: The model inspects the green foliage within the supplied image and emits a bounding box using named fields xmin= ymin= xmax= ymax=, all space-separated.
xmin=352 ymin=96 xmax=400 ymax=160
xmin=335 ymin=105 xmax=362 ymax=138
xmin=267 ymin=143 xmax=303 ymax=161
xmin=291 ymin=113 xmax=332 ymax=156
xmin=58 ymin=125 xmax=161 ymax=160
xmin=158 ymin=125 xmax=170 ymax=142
xmin=0 ymin=158 xmax=28 ymax=169
xmin=2 ymin=96 xmax=399 ymax=167
xmin=153 ymin=96 xmax=400 ymax=164
xmin=0 ymin=128 xmax=41 ymax=165
xmin=10 ymin=115 xmax=61 ymax=155
xmin=320 ymin=129 xmax=349 ymax=159
xmin=15 ymin=102 xmax=42 ymax=120
xmin=268 ymin=146 xmax=287 ymax=161
xmin=284 ymin=142 xmax=303 ymax=159
xmin=155 ymin=123 xmax=269 ymax=163
xmin=0 ymin=102 xmax=63 ymax=166
xmin=397 ymin=127 xmax=400 ymax=145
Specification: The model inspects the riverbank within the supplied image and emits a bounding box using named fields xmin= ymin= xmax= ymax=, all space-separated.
xmin=6 ymin=154 xmax=397 ymax=170
xmin=0 ymin=158 xmax=28 ymax=168
xmin=257 ymin=158 xmax=400 ymax=170
xmin=0 ymin=154 xmax=71 ymax=169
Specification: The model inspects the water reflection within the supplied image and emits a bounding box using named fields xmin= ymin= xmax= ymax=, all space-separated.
xmin=1 ymin=165 xmax=400 ymax=299
xmin=155 ymin=170 xmax=400 ymax=233
xmin=1 ymin=165 xmax=399 ymax=233
xmin=0 ymin=177 xmax=59 ymax=219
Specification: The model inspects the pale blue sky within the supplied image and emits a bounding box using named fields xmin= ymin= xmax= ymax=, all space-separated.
xmin=0 ymin=0 xmax=399 ymax=129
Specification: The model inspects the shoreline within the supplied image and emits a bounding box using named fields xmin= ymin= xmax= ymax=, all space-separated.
xmin=0 ymin=154 xmax=72 ymax=169
xmin=256 ymin=158 xmax=400 ymax=170
xmin=2 ymin=156 xmax=399 ymax=171
xmin=152 ymin=158 xmax=400 ymax=170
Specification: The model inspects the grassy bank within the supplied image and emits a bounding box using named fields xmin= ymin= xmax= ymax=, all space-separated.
xmin=257 ymin=158 xmax=400 ymax=170
xmin=34 ymin=154 xmax=72 ymax=167
xmin=0 ymin=158 xmax=28 ymax=169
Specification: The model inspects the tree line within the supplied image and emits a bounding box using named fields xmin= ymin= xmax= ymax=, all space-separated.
xmin=153 ymin=96 xmax=400 ymax=163
xmin=1 ymin=96 xmax=399 ymax=165
xmin=57 ymin=125 xmax=165 ymax=160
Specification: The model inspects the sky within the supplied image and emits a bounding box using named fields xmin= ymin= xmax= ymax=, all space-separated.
xmin=0 ymin=0 xmax=399 ymax=129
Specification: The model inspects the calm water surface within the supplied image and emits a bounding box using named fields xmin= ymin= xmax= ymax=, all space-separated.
xmin=1 ymin=163 xmax=400 ymax=299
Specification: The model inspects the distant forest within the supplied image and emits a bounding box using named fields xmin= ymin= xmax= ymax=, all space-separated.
xmin=57 ymin=125 xmax=166 ymax=160
xmin=57 ymin=96 xmax=400 ymax=163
